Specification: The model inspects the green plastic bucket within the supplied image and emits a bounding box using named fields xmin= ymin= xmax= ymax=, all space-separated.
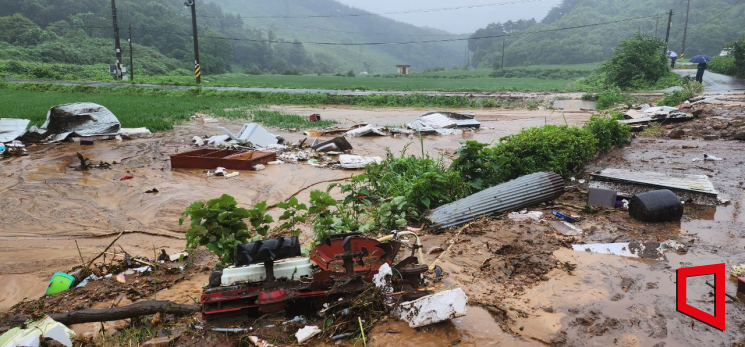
xmin=45 ymin=272 xmax=75 ymax=295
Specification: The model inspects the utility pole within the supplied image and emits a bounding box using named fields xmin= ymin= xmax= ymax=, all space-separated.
xmin=111 ymin=0 xmax=123 ymax=80
xmin=681 ymin=0 xmax=690 ymax=57
xmin=501 ymin=37 xmax=507 ymax=70
xmin=655 ymin=15 xmax=659 ymax=37
xmin=128 ymin=24 xmax=134 ymax=82
xmin=186 ymin=0 xmax=201 ymax=84
xmin=663 ymin=9 xmax=673 ymax=56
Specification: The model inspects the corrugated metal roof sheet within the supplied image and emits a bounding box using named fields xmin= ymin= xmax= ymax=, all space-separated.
xmin=590 ymin=169 xmax=718 ymax=195
xmin=0 ymin=118 xmax=30 ymax=143
xmin=428 ymin=172 xmax=565 ymax=228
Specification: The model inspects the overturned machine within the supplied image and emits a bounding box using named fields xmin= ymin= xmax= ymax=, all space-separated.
xmin=201 ymin=232 xmax=429 ymax=320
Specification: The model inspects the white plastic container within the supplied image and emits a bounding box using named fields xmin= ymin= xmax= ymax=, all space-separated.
xmin=221 ymin=257 xmax=312 ymax=286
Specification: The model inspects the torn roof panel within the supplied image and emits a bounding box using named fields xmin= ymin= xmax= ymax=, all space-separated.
xmin=590 ymin=169 xmax=718 ymax=196
xmin=0 ymin=118 xmax=30 ymax=143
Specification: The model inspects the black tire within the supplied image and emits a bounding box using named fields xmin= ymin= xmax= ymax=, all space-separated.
xmin=629 ymin=189 xmax=683 ymax=223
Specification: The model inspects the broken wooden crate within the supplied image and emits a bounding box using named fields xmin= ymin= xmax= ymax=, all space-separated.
xmin=170 ymin=149 xmax=276 ymax=171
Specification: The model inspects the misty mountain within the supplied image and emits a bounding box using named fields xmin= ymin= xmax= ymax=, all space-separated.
xmin=469 ymin=0 xmax=745 ymax=68
xmin=204 ymin=0 xmax=467 ymax=73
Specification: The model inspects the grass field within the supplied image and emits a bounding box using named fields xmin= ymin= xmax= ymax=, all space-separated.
xmin=0 ymin=83 xmax=542 ymax=131
xmin=1 ymin=60 xmax=603 ymax=92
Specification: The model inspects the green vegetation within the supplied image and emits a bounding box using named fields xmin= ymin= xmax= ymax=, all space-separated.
xmin=0 ymin=82 xmax=552 ymax=131
xmin=601 ymin=33 xmax=669 ymax=89
xmin=708 ymin=33 xmax=745 ymax=78
xmin=468 ymin=0 xmax=745 ymax=68
xmin=657 ymin=80 xmax=704 ymax=106
xmin=212 ymin=109 xmax=338 ymax=129
xmin=180 ymin=194 xmax=258 ymax=265
xmin=187 ymin=116 xmax=631 ymax=248
xmin=584 ymin=115 xmax=631 ymax=152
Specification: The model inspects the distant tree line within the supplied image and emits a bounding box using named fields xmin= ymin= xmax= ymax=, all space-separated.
xmin=0 ymin=0 xmax=316 ymax=75
xmin=468 ymin=0 xmax=745 ymax=69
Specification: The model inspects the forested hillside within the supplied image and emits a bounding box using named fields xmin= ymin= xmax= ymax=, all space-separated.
xmin=204 ymin=0 xmax=466 ymax=74
xmin=0 ymin=0 xmax=464 ymax=78
xmin=469 ymin=0 xmax=745 ymax=68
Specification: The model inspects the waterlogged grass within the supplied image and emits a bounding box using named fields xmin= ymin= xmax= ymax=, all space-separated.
xmin=203 ymin=73 xmax=572 ymax=92
xmin=0 ymin=82 xmax=543 ymax=131
xmin=213 ymin=109 xmax=338 ymax=129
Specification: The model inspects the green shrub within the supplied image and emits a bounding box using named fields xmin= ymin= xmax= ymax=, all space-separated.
xmin=657 ymin=81 xmax=703 ymax=106
xmin=584 ymin=116 xmax=631 ymax=152
xmin=450 ymin=141 xmax=506 ymax=191
xmin=708 ymin=54 xmax=737 ymax=76
xmin=365 ymin=149 xmax=468 ymax=212
xmin=596 ymin=87 xmax=629 ymax=109
xmin=179 ymin=194 xmax=257 ymax=265
xmin=602 ymin=32 xmax=668 ymax=89
xmin=492 ymin=125 xmax=598 ymax=179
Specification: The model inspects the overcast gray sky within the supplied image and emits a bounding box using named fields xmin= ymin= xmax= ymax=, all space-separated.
xmin=335 ymin=0 xmax=563 ymax=34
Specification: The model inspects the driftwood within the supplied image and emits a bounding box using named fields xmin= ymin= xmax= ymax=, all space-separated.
xmin=7 ymin=301 xmax=200 ymax=326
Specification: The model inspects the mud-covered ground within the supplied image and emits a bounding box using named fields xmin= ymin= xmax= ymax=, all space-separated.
xmin=2 ymin=97 xmax=745 ymax=346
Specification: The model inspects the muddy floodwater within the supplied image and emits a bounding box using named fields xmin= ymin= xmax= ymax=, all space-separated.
xmin=2 ymin=100 xmax=745 ymax=346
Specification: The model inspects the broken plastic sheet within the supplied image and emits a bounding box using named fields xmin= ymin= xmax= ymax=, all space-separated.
xmin=339 ymin=154 xmax=382 ymax=169
xmin=395 ymin=288 xmax=468 ymax=328
xmin=0 ymin=118 xmax=30 ymax=143
xmin=22 ymin=103 xmax=121 ymax=142
xmin=344 ymin=124 xmax=387 ymax=137
xmin=119 ymin=127 xmax=153 ymax=139
xmin=220 ymin=123 xmax=278 ymax=147
xmin=572 ymin=240 xmax=685 ymax=260
xmin=0 ymin=316 xmax=75 ymax=347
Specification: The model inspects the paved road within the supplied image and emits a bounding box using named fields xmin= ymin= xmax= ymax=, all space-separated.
xmin=672 ymin=69 xmax=745 ymax=93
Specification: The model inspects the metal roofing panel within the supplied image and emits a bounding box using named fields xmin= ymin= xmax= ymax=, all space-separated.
xmin=590 ymin=169 xmax=718 ymax=195
xmin=0 ymin=118 xmax=30 ymax=143
xmin=428 ymin=172 xmax=565 ymax=228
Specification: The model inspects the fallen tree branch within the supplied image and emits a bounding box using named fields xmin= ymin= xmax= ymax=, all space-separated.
xmin=10 ymin=300 xmax=201 ymax=326
xmin=85 ymin=230 xmax=124 ymax=270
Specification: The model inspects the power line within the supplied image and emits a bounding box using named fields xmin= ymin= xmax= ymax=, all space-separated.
xmin=200 ymin=0 xmax=552 ymax=20
xmin=144 ymin=14 xmax=664 ymax=46
xmin=703 ymin=0 xmax=743 ymax=25
xmin=0 ymin=13 xmax=664 ymax=47
xmin=260 ymin=24 xmax=467 ymax=37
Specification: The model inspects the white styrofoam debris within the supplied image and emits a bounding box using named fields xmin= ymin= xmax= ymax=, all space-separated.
xmin=373 ymin=263 xmax=392 ymax=289
xmin=344 ymin=124 xmax=386 ymax=137
xmin=119 ymin=127 xmax=153 ymax=139
xmin=253 ymin=164 xmax=266 ymax=171
xmin=395 ymin=288 xmax=468 ymax=328
xmin=193 ymin=136 xmax=205 ymax=146
xmin=207 ymin=135 xmax=230 ymax=146
xmin=339 ymin=155 xmax=382 ymax=169
xmin=507 ymin=211 xmax=544 ymax=222
xmin=572 ymin=243 xmax=638 ymax=258
xmin=295 ymin=326 xmax=321 ymax=344
xmin=732 ymin=264 xmax=745 ymax=277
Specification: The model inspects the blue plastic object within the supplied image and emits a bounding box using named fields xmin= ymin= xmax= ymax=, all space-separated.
xmin=552 ymin=210 xmax=579 ymax=223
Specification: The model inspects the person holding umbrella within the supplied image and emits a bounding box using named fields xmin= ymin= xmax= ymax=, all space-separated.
xmin=690 ymin=55 xmax=712 ymax=83
xmin=668 ymin=51 xmax=678 ymax=68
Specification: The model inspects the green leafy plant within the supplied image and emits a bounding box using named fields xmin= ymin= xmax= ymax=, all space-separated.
xmin=246 ymin=201 xmax=274 ymax=237
xmin=374 ymin=196 xmax=415 ymax=232
xmin=493 ymin=125 xmax=598 ymax=179
xmin=276 ymin=196 xmax=308 ymax=237
xmin=595 ymin=87 xmax=629 ymax=109
xmin=450 ymin=141 xmax=507 ymax=191
xmin=179 ymin=194 xmax=252 ymax=264
xmin=601 ymin=32 xmax=669 ymax=89
xmin=584 ymin=115 xmax=631 ymax=152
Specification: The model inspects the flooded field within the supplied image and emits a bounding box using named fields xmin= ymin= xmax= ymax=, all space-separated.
xmin=2 ymin=97 xmax=745 ymax=346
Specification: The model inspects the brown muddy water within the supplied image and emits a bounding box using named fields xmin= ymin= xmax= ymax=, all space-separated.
xmin=3 ymin=103 xmax=745 ymax=346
